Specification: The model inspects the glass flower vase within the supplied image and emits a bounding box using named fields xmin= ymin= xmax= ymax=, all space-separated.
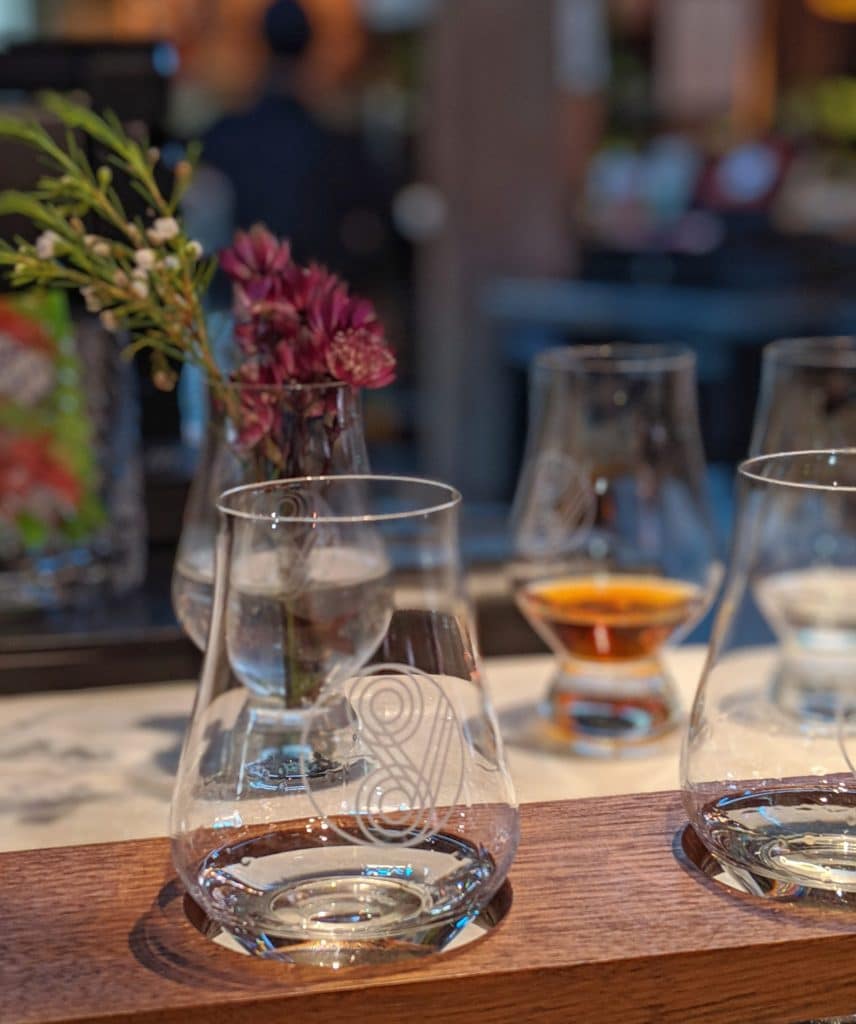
xmin=172 ymin=381 xmax=368 ymax=649
xmin=170 ymin=475 xmax=519 ymax=965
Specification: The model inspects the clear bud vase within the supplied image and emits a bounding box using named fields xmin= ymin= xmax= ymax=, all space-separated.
xmin=170 ymin=475 xmax=519 ymax=965
xmin=172 ymin=381 xmax=368 ymax=650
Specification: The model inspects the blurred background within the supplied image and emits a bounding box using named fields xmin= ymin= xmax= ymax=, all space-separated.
xmin=2 ymin=0 xmax=856 ymax=687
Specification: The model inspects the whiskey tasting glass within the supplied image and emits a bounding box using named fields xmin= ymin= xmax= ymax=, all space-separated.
xmin=750 ymin=337 xmax=856 ymax=457
xmin=682 ymin=451 xmax=856 ymax=900
xmin=510 ymin=344 xmax=721 ymax=755
xmin=750 ymin=337 xmax=856 ymax=719
xmin=171 ymin=475 xmax=519 ymax=965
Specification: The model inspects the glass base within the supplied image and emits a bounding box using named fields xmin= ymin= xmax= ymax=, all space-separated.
xmin=539 ymin=657 xmax=681 ymax=756
xmin=185 ymin=880 xmax=510 ymax=968
xmin=683 ymin=789 xmax=856 ymax=907
xmin=233 ymin=697 xmax=360 ymax=794
xmin=188 ymin=828 xmax=504 ymax=966
xmin=770 ymin=660 xmax=856 ymax=722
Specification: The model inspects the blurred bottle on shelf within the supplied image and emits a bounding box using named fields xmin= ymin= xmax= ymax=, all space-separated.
xmin=0 ymin=290 xmax=146 ymax=612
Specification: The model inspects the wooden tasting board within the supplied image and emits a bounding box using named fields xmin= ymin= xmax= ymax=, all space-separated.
xmin=4 ymin=790 xmax=856 ymax=1024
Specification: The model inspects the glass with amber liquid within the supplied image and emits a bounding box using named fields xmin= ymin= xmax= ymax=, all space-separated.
xmin=510 ymin=345 xmax=721 ymax=754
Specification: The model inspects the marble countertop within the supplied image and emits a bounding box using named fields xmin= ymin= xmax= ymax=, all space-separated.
xmin=0 ymin=648 xmax=707 ymax=853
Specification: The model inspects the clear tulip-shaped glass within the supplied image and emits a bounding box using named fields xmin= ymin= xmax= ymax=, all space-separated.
xmin=682 ymin=450 xmax=856 ymax=899
xmin=171 ymin=475 xmax=519 ymax=965
xmin=510 ymin=344 xmax=721 ymax=755
xmin=750 ymin=338 xmax=856 ymax=718
xmin=750 ymin=336 xmax=856 ymax=457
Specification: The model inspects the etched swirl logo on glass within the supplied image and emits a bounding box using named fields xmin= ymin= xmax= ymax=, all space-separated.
xmin=516 ymin=449 xmax=596 ymax=557
xmin=302 ymin=663 xmax=465 ymax=848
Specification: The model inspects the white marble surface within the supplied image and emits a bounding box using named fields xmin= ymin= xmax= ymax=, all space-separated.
xmin=0 ymin=648 xmax=707 ymax=853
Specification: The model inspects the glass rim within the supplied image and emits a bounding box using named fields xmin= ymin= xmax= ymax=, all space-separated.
xmin=217 ymin=474 xmax=462 ymax=523
xmin=763 ymin=336 xmax=856 ymax=369
xmin=739 ymin=449 xmax=856 ymax=492
xmin=534 ymin=343 xmax=694 ymax=374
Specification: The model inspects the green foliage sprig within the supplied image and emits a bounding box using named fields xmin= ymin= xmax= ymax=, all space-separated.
xmin=0 ymin=92 xmax=228 ymax=402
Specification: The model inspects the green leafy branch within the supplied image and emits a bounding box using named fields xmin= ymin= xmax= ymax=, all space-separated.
xmin=0 ymin=92 xmax=236 ymax=415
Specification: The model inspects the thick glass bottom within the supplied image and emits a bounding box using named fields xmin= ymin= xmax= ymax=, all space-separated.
xmin=192 ymin=827 xmax=497 ymax=965
xmin=230 ymin=697 xmax=359 ymax=794
xmin=696 ymin=788 xmax=856 ymax=900
xmin=542 ymin=658 xmax=681 ymax=756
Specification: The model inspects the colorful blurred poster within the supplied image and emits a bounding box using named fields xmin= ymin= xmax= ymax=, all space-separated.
xmin=0 ymin=290 xmax=103 ymax=554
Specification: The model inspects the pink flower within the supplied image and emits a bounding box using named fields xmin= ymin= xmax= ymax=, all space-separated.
xmin=220 ymin=224 xmax=292 ymax=284
xmin=308 ymin=279 xmax=396 ymax=388
xmin=327 ymin=331 xmax=396 ymax=389
xmin=222 ymin=228 xmax=396 ymax=448
xmin=232 ymin=362 xmax=285 ymax=449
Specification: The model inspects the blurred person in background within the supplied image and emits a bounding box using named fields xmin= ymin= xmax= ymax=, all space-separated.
xmin=200 ymin=0 xmax=392 ymax=284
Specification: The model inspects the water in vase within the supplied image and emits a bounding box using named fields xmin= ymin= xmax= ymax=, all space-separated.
xmin=227 ymin=545 xmax=393 ymax=702
xmin=172 ymin=545 xmax=215 ymax=650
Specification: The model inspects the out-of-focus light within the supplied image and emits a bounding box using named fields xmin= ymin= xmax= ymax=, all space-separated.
xmin=392 ymin=183 xmax=446 ymax=243
xmin=715 ymin=143 xmax=779 ymax=205
xmin=152 ymin=41 xmax=180 ymax=78
xmin=806 ymin=0 xmax=856 ymax=20
xmin=0 ymin=0 xmax=36 ymax=43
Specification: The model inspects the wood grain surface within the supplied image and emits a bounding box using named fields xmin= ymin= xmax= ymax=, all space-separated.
xmin=4 ymin=791 xmax=856 ymax=1024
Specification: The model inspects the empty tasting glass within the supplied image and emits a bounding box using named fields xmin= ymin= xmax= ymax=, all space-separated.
xmin=750 ymin=337 xmax=856 ymax=718
xmin=750 ymin=337 xmax=856 ymax=457
xmin=682 ymin=451 xmax=856 ymax=900
xmin=509 ymin=344 xmax=721 ymax=755
xmin=171 ymin=475 xmax=519 ymax=965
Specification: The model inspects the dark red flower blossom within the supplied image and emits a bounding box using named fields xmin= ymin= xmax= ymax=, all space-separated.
xmin=219 ymin=226 xmax=396 ymax=448
xmin=309 ymin=279 xmax=396 ymax=389
xmin=219 ymin=224 xmax=292 ymax=285
xmin=232 ymin=362 xmax=284 ymax=449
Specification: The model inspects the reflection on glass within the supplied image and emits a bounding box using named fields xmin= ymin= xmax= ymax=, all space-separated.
xmin=510 ymin=344 xmax=721 ymax=755
xmin=682 ymin=451 xmax=856 ymax=901
xmin=170 ymin=475 xmax=518 ymax=965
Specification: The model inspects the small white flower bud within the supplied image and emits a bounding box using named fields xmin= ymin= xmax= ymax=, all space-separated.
xmin=163 ymin=254 xmax=180 ymax=271
xmin=84 ymin=233 xmax=110 ymax=256
xmin=81 ymin=285 xmax=102 ymax=313
xmin=130 ymin=280 xmax=149 ymax=300
xmin=152 ymin=216 xmax=179 ymax=241
xmin=100 ymin=309 xmax=118 ymax=331
xmin=35 ymin=230 xmax=60 ymax=259
xmin=134 ymin=248 xmax=157 ymax=269
xmin=186 ymin=239 xmax=203 ymax=259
